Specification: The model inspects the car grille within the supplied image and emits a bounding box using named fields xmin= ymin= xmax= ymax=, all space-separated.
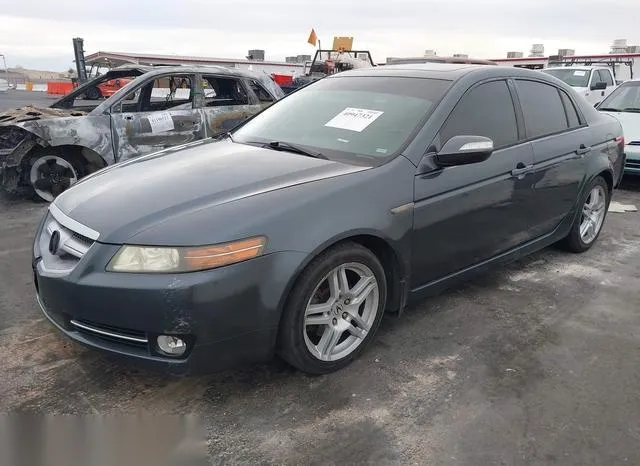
xmin=37 ymin=205 xmax=98 ymax=275
xmin=626 ymin=159 xmax=640 ymax=170
xmin=69 ymin=319 xmax=149 ymax=349
xmin=628 ymin=141 xmax=640 ymax=146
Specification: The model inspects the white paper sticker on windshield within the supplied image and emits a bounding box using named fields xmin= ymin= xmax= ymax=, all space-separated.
xmin=325 ymin=107 xmax=384 ymax=132
xmin=573 ymin=70 xmax=587 ymax=76
xmin=147 ymin=112 xmax=175 ymax=133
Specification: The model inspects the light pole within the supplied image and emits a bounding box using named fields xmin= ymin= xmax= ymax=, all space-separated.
xmin=0 ymin=53 xmax=9 ymax=85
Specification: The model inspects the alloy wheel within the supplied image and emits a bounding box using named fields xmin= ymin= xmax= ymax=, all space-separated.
xmin=579 ymin=185 xmax=607 ymax=244
xmin=303 ymin=262 xmax=380 ymax=362
xmin=30 ymin=156 xmax=78 ymax=202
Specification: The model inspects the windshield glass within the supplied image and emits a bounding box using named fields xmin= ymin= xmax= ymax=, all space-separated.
xmin=232 ymin=76 xmax=451 ymax=163
xmin=598 ymin=81 xmax=640 ymax=112
xmin=543 ymin=68 xmax=591 ymax=87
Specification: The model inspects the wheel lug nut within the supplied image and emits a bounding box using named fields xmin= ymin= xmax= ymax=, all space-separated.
xmin=344 ymin=299 xmax=350 ymax=305
xmin=342 ymin=312 xmax=348 ymax=319
xmin=332 ymin=318 xmax=337 ymax=325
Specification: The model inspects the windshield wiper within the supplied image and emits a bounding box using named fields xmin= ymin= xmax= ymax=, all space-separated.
xmin=266 ymin=141 xmax=327 ymax=159
xmin=598 ymin=107 xmax=621 ymax=112
xmin=215 ymin=131 xmax=234 ymax=142
xmin=622 ymin=107 xmax=640 ymax=113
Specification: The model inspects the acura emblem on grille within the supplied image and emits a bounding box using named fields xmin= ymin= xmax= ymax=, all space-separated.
xmin=48 ymin=230 xmax=61 ymax=255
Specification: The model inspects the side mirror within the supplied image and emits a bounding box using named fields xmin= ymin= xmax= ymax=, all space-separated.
xmin=590 ymin=81 xmax=607 ymax=91
xmin=435 ymin=135 xmax=494 ymax=167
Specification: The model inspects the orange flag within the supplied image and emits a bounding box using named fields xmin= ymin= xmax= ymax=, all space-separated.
xmin=307 ymin=28 xmax=318 ymax=46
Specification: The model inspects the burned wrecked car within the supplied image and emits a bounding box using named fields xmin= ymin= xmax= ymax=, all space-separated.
xmin=0 ymin=65 xmax=284 ymax=201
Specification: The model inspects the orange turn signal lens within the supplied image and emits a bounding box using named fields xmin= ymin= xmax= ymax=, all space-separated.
xmin=184 ymin=236 xmax=266 ymax=270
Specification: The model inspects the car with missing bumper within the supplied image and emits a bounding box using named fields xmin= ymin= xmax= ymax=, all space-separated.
xmin=33 ymin=64 xmax=624 ymax=375
xmin=596 ymin=78 xmax=640 ymax=174
xmin=0 ymin=65 xmax=283 ymax=201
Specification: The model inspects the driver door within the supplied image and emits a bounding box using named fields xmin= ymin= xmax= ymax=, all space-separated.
xmin=110 ymin=73 xmax=206 ymax=162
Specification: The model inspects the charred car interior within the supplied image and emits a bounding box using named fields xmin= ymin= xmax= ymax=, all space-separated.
xmin=0 ymin=65 xmax=284 ymax=201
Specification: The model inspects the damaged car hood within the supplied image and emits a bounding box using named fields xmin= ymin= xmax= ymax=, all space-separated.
xmin=53 ymin=139 xmax=369 ymax=244
xmin=0 ymin=105 xmax=87 ymax=124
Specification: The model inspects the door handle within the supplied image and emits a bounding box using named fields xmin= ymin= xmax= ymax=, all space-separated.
xmin=124 ymin=115 xmax=133 ymax=121
xmin=576 ymin=144 xmax=592 ymax=156
xmin=511 ymin=162 xmax=534 ymax=177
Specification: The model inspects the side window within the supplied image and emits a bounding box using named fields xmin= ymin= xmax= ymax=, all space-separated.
xmin=439 ymin=80 xmax=518 ymax=149
xmin=516 ymin=80 xmax=568 ymax=139
xmin=559 ymin=90 xmax=581 ymax=128
xmin=248 ymin=80 xmax=274 ymax=102
xmin=202 ymin=76 xmax=249 ymax=107
xmin=146 ymin=75 xmax=193 ymax=111
xmin=598 ymin=70 xmax=614 ymax=87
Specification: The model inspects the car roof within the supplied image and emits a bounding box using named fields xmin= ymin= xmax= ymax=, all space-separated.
xmin=123 ymin=64 xmax=264 ymax=80
xmin=331 ymin=63 xmax=561 ymax=82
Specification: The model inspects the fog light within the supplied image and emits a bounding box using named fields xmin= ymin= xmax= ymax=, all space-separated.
xmin=157 ymin=335 xmax=187 ymax=356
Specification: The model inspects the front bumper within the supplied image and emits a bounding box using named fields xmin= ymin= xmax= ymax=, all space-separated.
xmin=33 ymin=242 xmax=307 ymax=375
xmin=624 ymin=145 xmax=640 ymax=174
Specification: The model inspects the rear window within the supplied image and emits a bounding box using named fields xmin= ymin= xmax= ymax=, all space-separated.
xmin=232 ymin=76 xmax=452 ymax=163
xmin=543 ymin=68 xmax=590 ymax=87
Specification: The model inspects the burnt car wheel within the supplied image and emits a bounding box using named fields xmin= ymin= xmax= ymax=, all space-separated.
xmin=29 ymin=153 xmax=85 ymax=202
xmin=278 ymin=242 xmax=387 ymax=374
xmin=560 ymin=175 xmax=610 ymax=253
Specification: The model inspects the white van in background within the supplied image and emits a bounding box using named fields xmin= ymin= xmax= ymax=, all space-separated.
xmin=542 ymin=66 xmax=618 ymax=106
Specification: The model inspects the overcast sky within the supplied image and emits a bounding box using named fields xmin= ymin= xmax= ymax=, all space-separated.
xmin=1 ymin=0 xmax=639 ymax=71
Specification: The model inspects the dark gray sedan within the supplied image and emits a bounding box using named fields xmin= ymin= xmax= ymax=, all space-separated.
xmin=32 ymin=64 xmax=625 ymax=375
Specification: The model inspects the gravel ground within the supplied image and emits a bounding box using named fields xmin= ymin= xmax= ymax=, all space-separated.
xmin=1 ymin=178 xmax=639 ymax=465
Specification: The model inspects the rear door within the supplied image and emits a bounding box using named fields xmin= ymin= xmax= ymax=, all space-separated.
xmin=411 ymin=79 xmax=537 ymax=287
xmin=199 ymin=74 xmax=264 ymax=137
xmin=513 ymin=79 xmax=591 ymax=237
xmin=110 ymin=73 xmax=206 ymax=161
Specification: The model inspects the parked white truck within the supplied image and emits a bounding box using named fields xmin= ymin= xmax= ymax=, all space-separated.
xmin=542 ymin=66 xmax=618 ymax=106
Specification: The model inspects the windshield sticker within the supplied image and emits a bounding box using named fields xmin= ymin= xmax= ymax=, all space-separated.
xmin=376 ymin=148 xmax=388 ymax=154
xmin=337 ymin=138 xmax=349 ymax=143
xmin=325 ymin=107 xmax=384 ymax=132
xmin=573 ymin=70 xmax=587 ymax=76
xmin=147 ymin=112 xmax=175 ymax=133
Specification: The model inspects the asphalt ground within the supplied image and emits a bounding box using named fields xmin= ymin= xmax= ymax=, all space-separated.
xmin=0 ymin=176 xmax=639 ymax=465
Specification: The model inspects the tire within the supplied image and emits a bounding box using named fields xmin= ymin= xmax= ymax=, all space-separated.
xmin=560 ymin=175 xmax=610 ymax=253
xmin=85 ymin=87 xmax=101 ymax=100
xmin=26 ymin=151 xmax=86 ymax=202
xmin=278 ymin=242 xmax=387 ymax=374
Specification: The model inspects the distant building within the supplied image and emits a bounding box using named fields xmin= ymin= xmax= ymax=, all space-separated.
xmin=627 ymin=45 xmax=640 ymax=53
xmin=424 ymin=50 xmax=436 ymax=57
xmin=529 ymin=44 xmax=545 ymax=57
xmin=557 ymin=48 xmax=575 ymax=57
xmin=611 ymin=39 xmax=628 ymax=54
xmin=507 ymin=51 xmax=524 ymax=58
xmin=247 ymin=49 xmax=265 ymax=61
xmin=285 ymin=54 xmax=312 ymax=64
xmin=453 ymin=53 xmax=468 ymax=58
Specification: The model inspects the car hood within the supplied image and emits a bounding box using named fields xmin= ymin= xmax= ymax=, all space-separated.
xmin=54 ymin=140 xmax=369 ymax=243
xmin=601 ymin=111 xmax=640 ymax=142
xmin=0 ymin=105 xmax=87 ymax=125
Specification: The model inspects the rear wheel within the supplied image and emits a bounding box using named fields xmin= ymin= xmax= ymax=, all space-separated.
xmin=278 ymin=243 xmax=387 ymax=374
xmin=560 ymin=176 xmax=610 ymax=252
xmin=85 ymin=87 xmax=101 ymax=100
xmin=28 ymin=152 xmax=85 ymax=202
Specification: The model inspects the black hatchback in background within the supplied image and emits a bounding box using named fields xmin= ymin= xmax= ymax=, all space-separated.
xmin=32 ymin=64 xmax=625 ymax=375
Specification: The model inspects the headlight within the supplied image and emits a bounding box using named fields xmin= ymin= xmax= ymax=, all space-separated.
xmin=107 ymin=236 xmax=266 ymax=273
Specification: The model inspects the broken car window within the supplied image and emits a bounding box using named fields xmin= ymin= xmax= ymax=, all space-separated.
xmin=248 ymin=80 xmax=275 ymax=102
xmin=202 ymin=76 xmax=249 ymax=107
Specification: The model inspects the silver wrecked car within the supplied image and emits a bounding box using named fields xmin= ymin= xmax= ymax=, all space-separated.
xmin=0 ymin=65 xmax=283 ymax=201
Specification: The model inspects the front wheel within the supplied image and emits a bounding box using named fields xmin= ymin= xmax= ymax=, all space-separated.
xmin=278 ymin=243 xmax=387 ymax=374
xmin=28 ymin=153 xmax=85 ymax=202
xmin=560 ymin=176 xmax=610 ymax=252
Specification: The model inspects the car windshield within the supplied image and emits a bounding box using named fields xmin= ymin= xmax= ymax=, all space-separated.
xmin=598 ymin=81 xmax=640 ymax=112
xmin=543 ymin=68 xmax=591 ymax=87
xmin=232 ymin=76 xmax=452 ymax=163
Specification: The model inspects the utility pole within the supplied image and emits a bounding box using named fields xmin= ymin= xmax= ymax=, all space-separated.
xmin=0 ymin=53 xmax=9 ymax=84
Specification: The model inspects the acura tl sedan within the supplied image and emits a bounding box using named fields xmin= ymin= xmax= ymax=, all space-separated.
xmin=32 ymin=64 xmax=625 ymax=375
